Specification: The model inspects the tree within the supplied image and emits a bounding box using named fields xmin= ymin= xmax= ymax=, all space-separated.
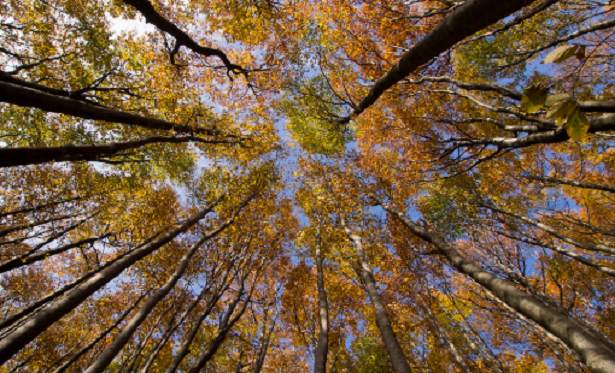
xmin=2 ymin=0 xmax=615 ymax=372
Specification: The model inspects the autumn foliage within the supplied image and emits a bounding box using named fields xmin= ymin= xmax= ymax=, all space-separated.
xmin=1 ymin=0 xmax=615 ymax=372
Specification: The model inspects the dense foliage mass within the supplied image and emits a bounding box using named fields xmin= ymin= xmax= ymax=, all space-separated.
xmin=1 ymin=0 xmax=615 ymax=372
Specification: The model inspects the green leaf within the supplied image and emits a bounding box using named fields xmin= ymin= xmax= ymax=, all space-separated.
xmin=542 ymin=45 xmax=578 ymax=64
xmin=521 ymin=84 xmax=549 ymax=113
xmin=565 ymin=109 xmax=590 ymax=141
xmin=546 ymin=98 xmax=576 ymax=125
xmin=545 ymin=94 xmax=571 ymax=107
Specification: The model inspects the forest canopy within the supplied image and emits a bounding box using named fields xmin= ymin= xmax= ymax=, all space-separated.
xmin=1 ymin=0 xmax=615 ymax=372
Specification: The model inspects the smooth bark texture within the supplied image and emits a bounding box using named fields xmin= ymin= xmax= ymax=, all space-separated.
xmin=252 ymin=308 xmax=278 ymax=373
xmin=82 ymin=204 xmax=245 ymax=373
xmin=314 ymin=221 xmax=330 ymax=373
xmin=377 ymin=199 xmax=615 ymax=373
xmin=335 ymin=0 xmax=536 ymax=125
xmin=0 ymin=197 xmax=222 ymax=364
xmin=162 ymin=288 xmax=224 ymax=373
xmin=0 ymin=136 xmax=239 ymax=168
xmin=340 ymin=217 xmax=413 ymax=373
xmin=0 ymin=231 xmax=162 ymax=332
xmin=136 ymin=287 xmax=209 ymax=373
xmin=119 ymin=305 xmax=173 ymax=373
xmin=0 ymin=80 xmax=227 ymax=136
xmin=51 ymin=293 xmax=148 ymax=373
xmin=183 ymin=283 xmax=251 ymax=373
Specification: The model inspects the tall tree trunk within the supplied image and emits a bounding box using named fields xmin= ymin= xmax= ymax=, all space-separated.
xmin=0 ymin=136 xmax=239 ymax=168
xmin=0 ymin=233 xmax=114 ymax=273
xmin=252 ymin=306 xmax=278 ymax=373
xmin=119 ymin=304 xmax=173 ymax=373
xmin=334 ymin=0 xmax=538 ymax=125
xmin=0 ymin=231 xmax=162 ymax=332
xmin=183 ymin=281 xmax=252 ymax=373
xmin=51 ymin=292 xmax=148 ymax=373
xmin=481 ymin=286 xmax=583 ymax=373
xmin=340 ymin=216 xmax=413 ymax=373
xmin=0 ymin=79 xmax=225 ymax=137
xmin=314 ymin=219 xmax=330 ymax=373
xmin=377 ymin=199 xmax=615 ymax=373
xmin=163 ymin=280 xmax=231 ymax=373
xmin=82 ymin=207 xmax=243 ymax=373
xmin=137 ymin=286 xmax=211 ymax=373
xmin=0 ymin=197 xmax=222 ymax=364
xmin=423 ymin=302 xmax=471 ymax=373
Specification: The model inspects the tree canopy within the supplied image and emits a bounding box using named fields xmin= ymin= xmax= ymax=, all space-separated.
xmin=2 ymin=0 xmax=615 ymax=372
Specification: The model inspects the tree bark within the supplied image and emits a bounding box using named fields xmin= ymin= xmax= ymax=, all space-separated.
xmin=340 ymin=216 xmax=413 ymax=373
xmin=377 ymin=199 xmax=615 ymax=373
xmin=252 ymin=307 xmax=278 ymax=373
xmin=314 ymin=219 xmax=330 ymax=373
xmin=82 ymin=205 xmax=244 ymax=373
xmin=121 ymin=0 xmax=242 ymax=72
xmin=0 ymin=230 xmax=162 ymax=332
xmin=0 ymin=197 xmax=222 ymax=364
xmin=119 ymin=304 xmax=174 ymax=373
xmin=0 ymin=233 xmax=114 ymax=273
xmin=335 ymin=0 xmax=537 ymax=125
xmin=0 ymin=79 xmax=229 ymax=137
xmin=183 ymin=280 xmax=252 ymax=373
xmin=0 ymin=136 xmax=239 ymax=168
xmin=51 ymin=292 xmax=148 ymax=373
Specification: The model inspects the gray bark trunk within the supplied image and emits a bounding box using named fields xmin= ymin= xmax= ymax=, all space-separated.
xmin=335 ymin=0 xmax=537 ymax=125
xmin=340 ymin=217 xmax=413 ymax=373
xmin=0 ymin=79 xmax=225 ymax=137
xmin=0 ymin=197 xmax=221 ymax=364
xmin=0 ymin=233 xmax=114 ymax=273
xmin=314 ymin=221 xmax=330 ymax=373
xmin=424 ymin=303 xmax=471 ymax=373
xmin=377 ymin=199 xmax=615 ymax=373
xmin=0 ymin=231 xmax=162 ymax=332
xmin=82 ymin=208 xmax=242 ymax=373
xmin=137 ymin=287 xmax=210 ymax=373
xmin=0 ymin=136 xmax=238 ymax=168
xmin=51 ymin=292 xmax=148 ymax=373
xmin=162 ymin=283 xmax=229 ymax=373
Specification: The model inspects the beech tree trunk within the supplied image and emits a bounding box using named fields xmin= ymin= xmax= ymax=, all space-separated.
xmin=0 ymin=136 xmax=237 ymax=168
xmin=82 ymin=207 xmax=243 ymax=373
xmin=163 ymin=281 xmax=230 ymax=373
xmin=137 ymin=286 xmax=210 ymax=373
xmin=0 ymin=233 xmax=114 ymax=273
xmin=183 ymin=281 xmax=251 ymax=373
xmin=424 ymin=302 xmax=471 ymax=373
xmin=0 ymin=198 xmax=221 ymax=364
xmin=377 ymin=199 xmax=615 ymax=373
xmin=0 ymin=231 xmax=161 ymax=332
xmin=252 ymin=308 xmax=278 ymax=373
xmin=335 ymin=0 xmax=537 ymax=125
xmin=0 ymin=79 xmax=223 ymax=136
xmin=340 ymin=216 xmax=413 ymax=373
xmin=51 ymin=293 xmax=148 ymax=373
xmin=314 ymin=220 xmax=330 ymax=373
